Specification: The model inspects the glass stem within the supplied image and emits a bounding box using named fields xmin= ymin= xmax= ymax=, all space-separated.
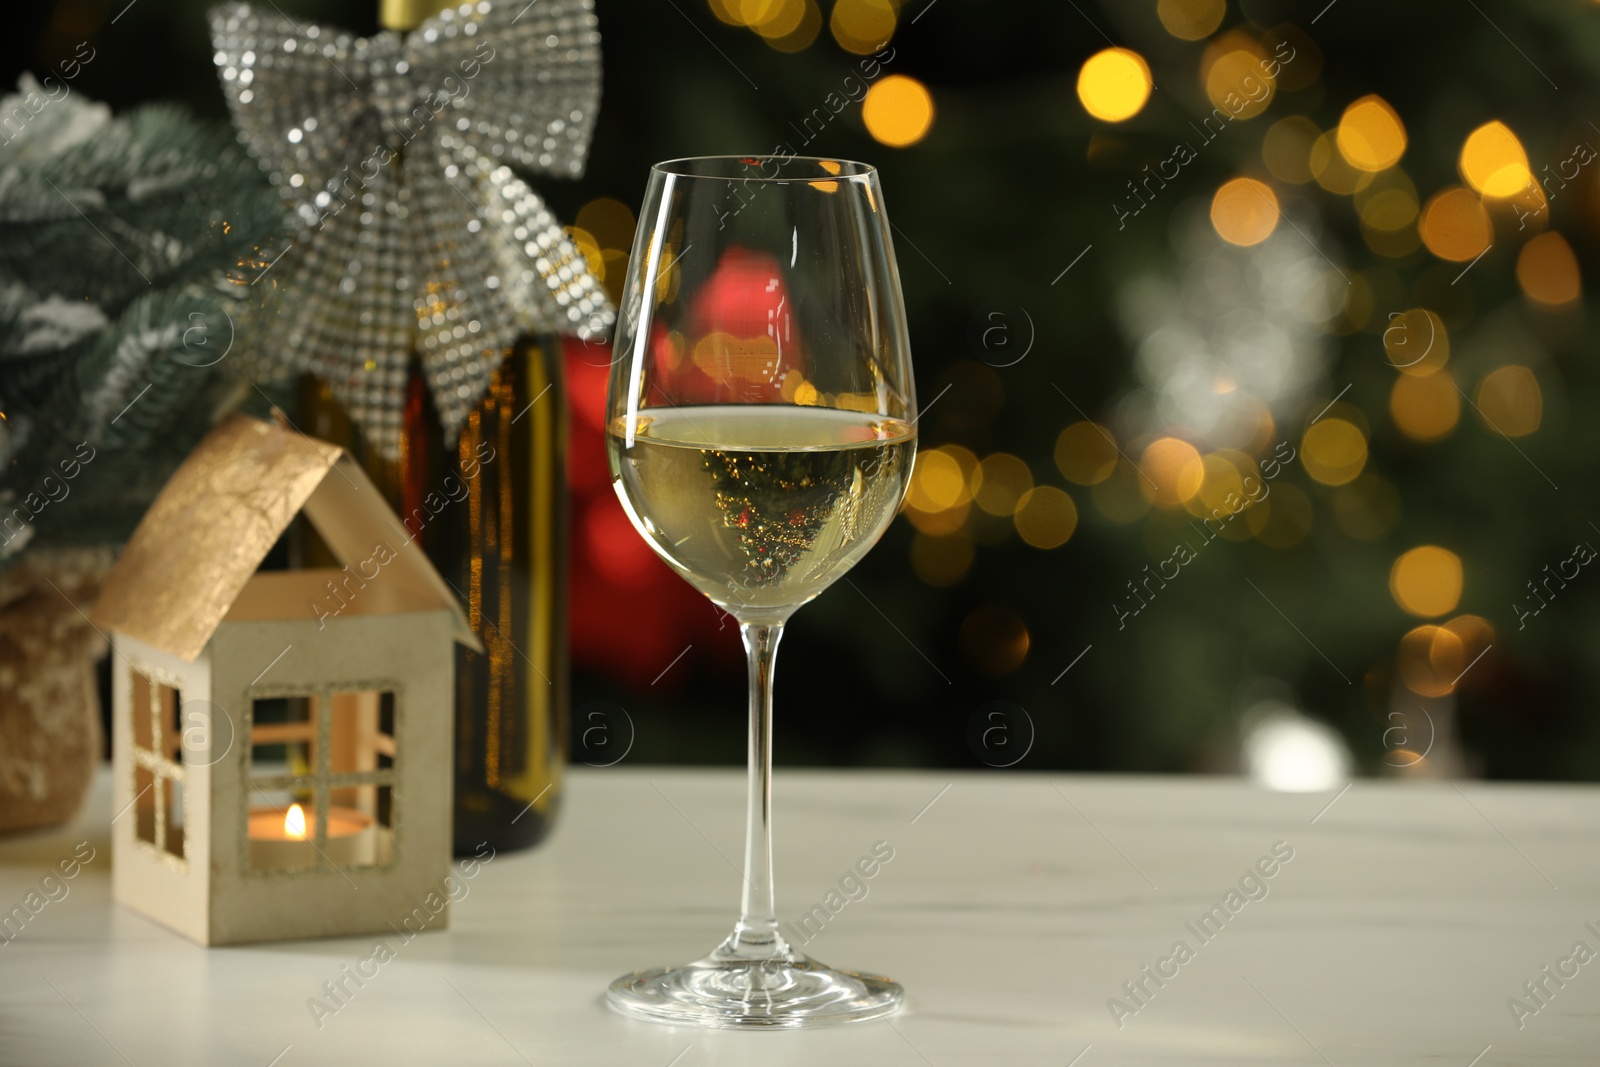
xmin=731 ymin=620 xmax=786 ymax=959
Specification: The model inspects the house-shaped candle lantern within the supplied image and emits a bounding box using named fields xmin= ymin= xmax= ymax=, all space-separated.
xmin=91 ymin=415 xmax=481 ymax=945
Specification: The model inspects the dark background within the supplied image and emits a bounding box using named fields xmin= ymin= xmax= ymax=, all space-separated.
xmin=8 ymin=0 xmax=1598 ymax=781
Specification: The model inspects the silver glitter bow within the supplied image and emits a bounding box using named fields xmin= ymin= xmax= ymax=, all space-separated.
xmin=211 ymin=0 xmax=613 ymax=459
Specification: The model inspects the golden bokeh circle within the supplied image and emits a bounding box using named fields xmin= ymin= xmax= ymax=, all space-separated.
xmin=828 ymin=0 xmax=895 ymax=53
xmin=1337 ymin=95 xmax=1407 ymax=172
xmin=1014 ymin=486 xmax=1079 ymax=549
xmin=1419 ymin=187 xmax=1492 ymax=263
xmin=1460 ymin=121 xmax=1532 ymax=198
xmin=1382 ymin=308 xmax=1449 ymax=376
xmin=1210 ymin=177 xmax=1279 ymax=246
xmin=1390 ymin=370 xmax=1460 ymax=443
xmin=862 ymin=75 xmax=935 ymax=147
xmin=1077 ymin=48 xmax=1153 ymax=123
xmin=1157 ymin=0 xmax=1224 ymax=40
xmin=974 ymin=453 xmax=1035 ymax=517
xmin=1390 ymin=545 xmax=1463 ymax=618
xmin=1517 ymin=232 xmax=1581 ymax=306
xmin=1301 ymin=419 xmax=1368 ymax=486
xmin=1474 ymin=366 xmax=1543 ymax=437
xmin=1139 ymin=437 xmax=1205 ymax=507
xmin=1204 ymin=50 xmax=1274 ymax=121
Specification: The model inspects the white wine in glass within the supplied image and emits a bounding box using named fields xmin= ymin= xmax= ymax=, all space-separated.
xmin=605 ymin=156 xmax=918 ymax=1028
xmin=610 ymin=406 xmax=915 ymax=616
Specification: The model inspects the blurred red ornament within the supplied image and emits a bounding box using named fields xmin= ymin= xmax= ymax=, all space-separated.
xmin=693 ymin=246 xmax=795 ymax=339
xmin=649 ymin=246 xmax=801 ymax=404
xmin=563 ymin=337 xmax=742 ymax=690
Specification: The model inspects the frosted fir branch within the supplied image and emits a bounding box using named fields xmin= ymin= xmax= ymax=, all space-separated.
xmin=0 ymin=78 xmax=278 ymax=565
xmin=0 ymin=74 xmax=110 ymax=172
xmin=80 ymin=288 xmax=205 ymax=442
xmin=14 ymin=295 xmax=107 ymax=354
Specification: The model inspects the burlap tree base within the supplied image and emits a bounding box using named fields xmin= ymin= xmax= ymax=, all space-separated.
xmin=0 ymin=549 xmax=109 ymax=837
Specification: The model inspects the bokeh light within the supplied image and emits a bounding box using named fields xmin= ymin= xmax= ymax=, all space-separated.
xmin=1474 ymin=366 xmax=1543 ymax=437
xmin=915 ymin=444 xmax=972 ymax=508
xmin=1242 ymin=707 xmax=1351 ymax=792
xmin=1516 ymin=231 xmax=1581 ymax=306
xmin=1397 ymin=615 xmax=1491 ymax=697
xmin=1382 ymin=307 xmax=1449 ymax=376
xmin=575 ymin=197 xmax=636 ymax=251
xmin=1336 ymin=95 xmax=1406 ymax=171
xmin=1309 ymin=130 xmax=1375 ymax=195
xmin=708 ymin=0 xmax=822 ymax=49
xmin=1076 ymin=48 xmax=1152 ymax=123
xmin=1357 ymin=171 xmax=1422 ymax=257
xmin=862 ymin=74 xmax=935 ymax=147
xmin=1301 ymin=418 xmax=1368 ymax=485
xmin=574 ymin=198 xmax=635 ymax=306
xmin=1443 ymin=614 xmax=1495 ymax=680
xmin=1459 ymin=121 xmax=1532 ymax=198
xmin=1398 ymin=624 xmax=1461 ymax=697
xmin=1419 ymin=187 xmax=1492 ymax=262
xmin=1203 ymin=36 xmax=1275 ymax=121
xmin=974 ymin=453 xmax=1034 ymax=516
xmin=1190 ymin=451 xmax=1243 ymax=515
xmin=1390 ymin=545 xmax=1464 ymax=617
xmin=743 ymin=0 xmax=805 ymax=39
xmin=765 ymin=0 xmax=821 ymax=51
xmin=903 ymin=446 xmax=973 ymax=535
xmin=1139 ymin=437 xmax=1204 ymax=507
xmin=1390 ymin=370 xmax=1460 ymax=442
xmin=1157 ymin=0 xmax=1224 ymax=40
xmin=1054 ymin=421 xmax=1119 ymax=485
xmin=829 ymin=0 xmax=895 ymax=54
xmin=1356 ymin=174 xmax=1419 ymax=232
xmin=707 ymin=0 xmax=743 ymax=25
xmin=1013 ymin=486 xmax=1078 ymax=549
xmin=1192 ymin=452 xmax=1270 ymax=540
xmin=1210 ymin=177 xmax=1278 ymax=246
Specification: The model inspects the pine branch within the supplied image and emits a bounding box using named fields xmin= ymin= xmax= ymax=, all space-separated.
xmin=0 ymin=79 xmax=281 ymax=319
xmin=0 ymin=76 xmax=282 ymax=565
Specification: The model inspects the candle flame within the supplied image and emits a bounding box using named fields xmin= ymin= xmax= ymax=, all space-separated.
xmin=284 ymin=803 xmax=307 ymax=839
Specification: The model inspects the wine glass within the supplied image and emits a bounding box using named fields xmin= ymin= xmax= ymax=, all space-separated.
xmin=604 ymin=156 xmax=917 ymax=1028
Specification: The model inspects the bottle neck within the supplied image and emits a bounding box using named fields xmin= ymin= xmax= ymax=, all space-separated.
xmin=379 ymin=0 xmax=452 ymax=32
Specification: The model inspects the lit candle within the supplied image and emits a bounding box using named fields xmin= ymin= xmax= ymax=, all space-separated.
xmin=247 ymin=802 xmax=375 ymax=869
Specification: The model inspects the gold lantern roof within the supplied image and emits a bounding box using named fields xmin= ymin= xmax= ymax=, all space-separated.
xmin=92 ymin=415 xmax=481 ymax=662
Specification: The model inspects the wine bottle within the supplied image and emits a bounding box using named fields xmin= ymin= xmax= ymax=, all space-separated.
xmin=293 ymin=0 xmax=570 ymax=854
xmin=299 ymin=339 xmax=568 ymax=855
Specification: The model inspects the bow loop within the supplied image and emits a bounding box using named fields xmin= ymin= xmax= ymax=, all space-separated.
xmin=210 ymin=0 xmax=611 ymax=460
xmin=403 ymin=1 xmax=602 ymax=179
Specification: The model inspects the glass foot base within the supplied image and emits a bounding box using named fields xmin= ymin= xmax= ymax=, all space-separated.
xmin=608 ymin=943 xmax=903 ymax=1029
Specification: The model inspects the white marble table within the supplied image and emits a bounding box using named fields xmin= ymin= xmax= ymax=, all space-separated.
xmin=2 ymin=767 xmax=1597 ymax=1065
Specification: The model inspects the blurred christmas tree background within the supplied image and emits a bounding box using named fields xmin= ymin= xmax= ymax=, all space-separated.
xmin=4 ymin=0 xmax=1597 ymax=783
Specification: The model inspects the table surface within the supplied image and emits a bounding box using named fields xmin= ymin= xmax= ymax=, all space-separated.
xmin=2 ymin=766 xmax=1598 ymax=1066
